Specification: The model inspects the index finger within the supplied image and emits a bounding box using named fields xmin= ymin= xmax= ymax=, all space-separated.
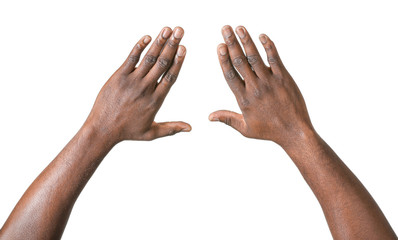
xmin=217 ymin=43 xmax=246 ymax=102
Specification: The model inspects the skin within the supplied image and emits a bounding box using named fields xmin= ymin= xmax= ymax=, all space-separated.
xmin=0 ymin=26 xmax=190 ymax=240
xmin=0 ymin=25 xmax=396 ymax=240
xmin=209 ymin=25 xmax=397 ymax=240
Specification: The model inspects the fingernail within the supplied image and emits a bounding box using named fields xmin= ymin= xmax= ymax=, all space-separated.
xmin=210 ymin=115 xmax=219 ymax=121
xmin=177 ymin=46 xmax=186 ymax=57
xmin=236 ymin=27 xmax=246 ymax=39
xmin=162 ymin=28 xmax=172 ymax=39
xmin=173 ymin=28 xmax=184 ymax=39
xmin=222 ymin=26 xmax=233 ymax=38
xmin=143 ymin=36 xmax=151 ymax=44
xmin=259 ymin=34 xmax=267 ymax=44
xmin=182 ymin=126 xmax=191 ymax=132
xmin=218 ymin=45 xmax=227 ymax=56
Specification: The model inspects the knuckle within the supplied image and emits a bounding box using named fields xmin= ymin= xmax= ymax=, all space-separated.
xmin=225 ymin=37 xmax=236 ymax=47
xmin=241 ymin=37 xmax=251 ymax=45
xmin=232 ymin=56 xmax=245 ymax=67
xmin=253 ymin=88 xmax=262 ymax=98
xmin=144 ymin=131 xmax=156 ymax=141
xmin=144 ymin=55 xmax=157 ymax=66
xmin=138 ymin=89 xmax=148 ymax=99
xmin=117 ymin=75 xmax=129 ymax=87
xmin=224 ymin=118 xmax=232 ymax=126
xmin=225 ymin=69 xmax=236 ymax=81
xmin=167 ymin=39 xmax=178 ymax=48
xmin=156 ymin=37 xmax=165 ymax=47
xmin=265 ymin=43 xmax=273 ymax=51
xmin=231 ymin=86 xmax=241 ymax=93
xmin=168 ymin=129 xmax=177 ymax=136
xmin=158 ymin=57 xmax=170 ymax=69
xmin=220 ymin=57 xmax=230 ymax=65
xmin=240 ymin=98 xmax=250 ymax=108
xmin=136 ymin=43 xmax=142 ymax=50
xmin=247 ymin=55 xmax=260 ymax=66
xmin=268 ymin=57 xmax=277 ymax=64
xmin=164 ymin=72 xmax=178 ymax=83
xmin=147 ymin=98 xmax=158 ymax=109
xmin=275 ymin=73 xmax=285 ymax=83
xmin=129 ymin=55 xmax=140 ymax=64
xmin=173 ymin=57 xmax=182 ymax=65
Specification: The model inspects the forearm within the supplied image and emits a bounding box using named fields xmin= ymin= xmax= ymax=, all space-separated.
xmin=282 ymin=130 xmax=397 ymax=240
xmin=211 ymin=25 xmax=396 ymax=239
xmin=1 ymin=26 xmax=188 ymax=239
xmin=0 ymin=124 xmax=115 ymax=239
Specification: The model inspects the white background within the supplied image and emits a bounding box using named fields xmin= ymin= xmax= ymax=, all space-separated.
xmin=0 ymin=0 xmax=397 ymax=239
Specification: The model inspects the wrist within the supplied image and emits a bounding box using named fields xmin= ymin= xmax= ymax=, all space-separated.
xmin=278 ymin=126 xmax=321 ymax=152
xmin=80 ymin=121 xmax=120 ymax=149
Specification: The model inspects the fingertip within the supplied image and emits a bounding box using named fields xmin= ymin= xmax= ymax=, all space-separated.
xmin=222 ymin=25 xmax=232 ymax=31
xmin=235 ymin=25 xmax=247 ymax=39
xmin=208 ymin=113 xmax=219 ymax=121
xmin=217 ymin=43 xmax=226 ymax=49
xmin=222 ymin=25 xmax=233 ymax=38
xmin=236 ymin=25 xmax=245 ymax=31
xmin=174 ymin=26 xmax=184 ymax=32
xmin=208 ymin=114 xmax=213 ymax=121
xmin=217 ymin=43 xmax=228 ymax=56
xmin=143 ymin=35 xmax=151 ymax=44
xmin=221 ymin=25 xmax=236 ymax=47
xmin=181 ymin=123 xmax=192 ymax=132
xmin=177 ymin=45 xmax=186 ymax=57
xmin=173 ymin=26 xmax=184 ymax=39
xmin=162 ymin=27 xmax=173 ymax=39
xmin=259 ymin=34 xmax=268 ymax=44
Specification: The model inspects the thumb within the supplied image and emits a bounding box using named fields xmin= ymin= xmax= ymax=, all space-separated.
xmin=209 ymin=110 xmax=247 ymax=133
xmin=149 ymin=121 xmax=191 ymax=139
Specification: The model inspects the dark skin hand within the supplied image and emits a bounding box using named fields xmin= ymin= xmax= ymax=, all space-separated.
xmin=0 ymin=26 xmax=190 ymax=240
xmin=209 ymin=25 xmax=397 ymax=240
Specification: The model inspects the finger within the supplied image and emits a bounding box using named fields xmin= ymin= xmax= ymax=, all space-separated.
xmin=209 ymin=110 xmax=247 ymax=134
xmin=154 ymin=45 xmax=186 ymax=102
xmin=134 ymin=27 xmax=172 ymax=77
xmin=145 ymin=121 xmax=191 ymax=140
xmin=120 ymin=35 xmax=152 ymax=74
xmin=145 ymin=27 xmax=184 ymax=83
xmin=235 ymin=26 xmax=270 ymax=79
xmin=259 ymin=34 xmax=285 ymax=76
xmin=221 ymin=25 xmax=256 ymax=80
xmin=217 ymin=43 xmax=245 ymax=98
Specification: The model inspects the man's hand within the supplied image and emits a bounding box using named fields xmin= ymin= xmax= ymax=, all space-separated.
xmin=0 ymin=27 xmax=191 ymax=240
xmin=210 ymin=25 xmax=397 ymax=240
xmin=86 ymin=26 xmax=191 ymax=143
xmin=209 ymin=25 xmax=313 ymax=147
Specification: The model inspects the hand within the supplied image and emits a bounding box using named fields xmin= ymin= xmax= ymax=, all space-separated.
xmin=209 ymin=25 xmax=314 ymax=147
xmin=85 ymin=27 xmax=191 ymax=143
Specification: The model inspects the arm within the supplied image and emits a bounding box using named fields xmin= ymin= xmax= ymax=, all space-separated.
xmin=209 ymin=25 xmax=397 ymax=240
xmin=0 ymin=26 xmax=190 ymax=240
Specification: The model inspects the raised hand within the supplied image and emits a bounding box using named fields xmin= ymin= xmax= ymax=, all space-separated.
xmin=0 ymin=27 xmax=190 ymax=240
xmin=209 ymin=25 xmax=313 ymax=147
xmin=86 ymin=26 xmax=191 ymax=143
xmin=210 ymin=25 xmax=397 ymax=240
